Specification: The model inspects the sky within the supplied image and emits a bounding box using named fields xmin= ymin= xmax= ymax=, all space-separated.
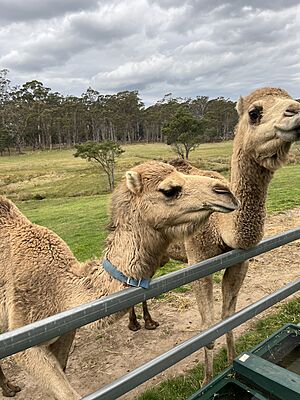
xmin=0 ymin=0 xmax=300 ymax=105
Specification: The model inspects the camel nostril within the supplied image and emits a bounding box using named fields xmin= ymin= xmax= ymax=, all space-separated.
xmin=212 ymin=185 xmax=231 ymax=194
xmin=284 ymin=109 xmax=299 ymax=117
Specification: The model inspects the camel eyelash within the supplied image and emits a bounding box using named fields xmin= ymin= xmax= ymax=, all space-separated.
xmin=248 ymin=106 xmax=263 ymax=123
xmin=159 ymin=186 xmax=182 ymax=198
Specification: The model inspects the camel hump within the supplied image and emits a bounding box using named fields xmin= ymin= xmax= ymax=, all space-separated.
xmin=0 ymin=196 xmax=27 ymax=226
xmin=169 ymin=158 xmax=226 ymax=182
xmin=168 ymin=158 xmax=194 ymax=173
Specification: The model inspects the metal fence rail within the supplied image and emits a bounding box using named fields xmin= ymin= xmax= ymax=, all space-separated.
xmin=1 ymin=227 xmax=300 ymax=399
xmin=82 ymin=278 xmax=300 ymax=400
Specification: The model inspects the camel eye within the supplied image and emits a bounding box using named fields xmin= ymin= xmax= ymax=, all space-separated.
xmin=159 ymin=186 xmax=182 ymax=198
xmin=248 ymin=107 xmax=262 ymax=123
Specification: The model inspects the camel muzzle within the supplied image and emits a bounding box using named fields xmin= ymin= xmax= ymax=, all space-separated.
xmin=275 ymin=114 xmax=300 ymax=142
xmin=276 ymin=129 xmax=300 ymax=142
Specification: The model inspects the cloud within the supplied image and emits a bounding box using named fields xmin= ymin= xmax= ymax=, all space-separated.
xmin=150 ymin=0 xmax=300 ymax=12
xmin=69 ymin=2 xmax=147 ymax=41
xmin=0 ymin=0 xmax=300 ymax=104
xmin=0 ymin=1 xmax=154 ymax=72
xmin=0 ymin=20 xmax=86 ymax=71
xmin=92 ymin=55 xmax=174 ymax=90
xmin=0 ymin=0 xmax=99 ymax=23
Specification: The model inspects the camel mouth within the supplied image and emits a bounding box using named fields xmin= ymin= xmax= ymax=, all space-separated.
xmin=206 ymin=202 xmax=238 ymax=213
xmin=275 ymin=126 xmax=300 ymax=142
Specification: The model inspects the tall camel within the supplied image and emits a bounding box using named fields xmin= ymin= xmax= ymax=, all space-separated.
xmin=0 ymin=161 xmax=239 ymax=399
xmin=168 ymin=87 xmax=300 ymax=384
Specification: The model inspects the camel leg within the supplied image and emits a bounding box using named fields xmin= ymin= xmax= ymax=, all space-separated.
xmin=221 ymin=261 xmax=249 ymax=363
xmin=0 ymin=364 xmax=21 ymax=397
xmin=49 ymin=331 xmax=76 ymax=372
xmin=143 ymin=301 xmax=159 ymax=330
xmin=193 ymin=275 xmax=214 ymax=385
xmin=128 ymin=306 xmax=142 ymax=331
xmin=14 ymin=347 xmax=81 ymax=400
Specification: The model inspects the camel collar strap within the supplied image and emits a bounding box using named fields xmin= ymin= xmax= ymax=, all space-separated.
xmin=103 ymin=259 xmax=151 ymax=289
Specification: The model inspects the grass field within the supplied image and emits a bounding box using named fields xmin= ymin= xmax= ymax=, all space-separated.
xmin=0 ymin=142 xmax=233 ymax=202
xmin=0 ymin=142 xmax=299 ymax=260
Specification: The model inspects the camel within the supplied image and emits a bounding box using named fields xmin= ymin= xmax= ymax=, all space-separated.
xmin=0 ymin=160 xmax=239 ymax=399
xmin=166 ymin=87 xmax=300 ymax=385
xmin=126 ymin=166 xmax=227 ymax=332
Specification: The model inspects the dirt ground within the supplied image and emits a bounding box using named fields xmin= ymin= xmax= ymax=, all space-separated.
xmin=2 ymin=207 xmax=300 ymax=399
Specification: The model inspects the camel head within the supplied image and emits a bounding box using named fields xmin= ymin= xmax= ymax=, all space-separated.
xmin=111 ymin=161 xmax=239 ymax=239
xmin=235 ymin=87 xmax=300 ymax=171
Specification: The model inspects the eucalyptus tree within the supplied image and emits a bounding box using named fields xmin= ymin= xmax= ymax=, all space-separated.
xmin=60 ymin=95 xmax=86 ymax=146
xmin=0 ymin=128 xmax=13 ymax=155
xmin=0 ymin=71 xmax=239 ymax=150
xmin=40 ymin=92 xmax=64 ymax=149
xmin=143 ymin=94 xmax=183 ymax=142
xmin=103 ymin=91 xmax=144 ymax=142
xmin=204 ymin=97 xmax=237 ymax=141
xmin=81 ymin=87 xmax=102 ymax=142
xmin=0 ymin=69 xmax=12 ymax=153
xmin=187 ymin=95 xmax=210 ymax=119
xmin=3 ymin=100 xmax=28 ymax=153
xmin=0 ymin=69 xmax=11 ymax=106
xmin=10 ymin=80 xmax=51 ymax=149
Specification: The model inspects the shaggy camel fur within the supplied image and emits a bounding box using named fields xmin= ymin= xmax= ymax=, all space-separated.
xmin=0 ymin=161 xmax=239 ymax=399
xmin=127 ymin=166 xmax=227 ymax=332
xmin=167 ymin=87 xmax=300 ymax=385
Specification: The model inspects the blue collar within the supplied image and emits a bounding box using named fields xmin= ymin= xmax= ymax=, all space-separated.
xmin=102 ymin=259 xmax=151 ymax=289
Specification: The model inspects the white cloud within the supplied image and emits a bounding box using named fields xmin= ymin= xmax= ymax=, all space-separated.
xmin=92 ymin=54 xmax=174 ymax=89
xmin=0 ymin=0 xmax=300 ymax=104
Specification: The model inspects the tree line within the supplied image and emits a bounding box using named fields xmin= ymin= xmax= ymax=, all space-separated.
xmin=0 ymin=69 xmax=238 ymax=155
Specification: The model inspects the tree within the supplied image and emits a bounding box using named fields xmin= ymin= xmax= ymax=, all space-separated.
xmin=9 ymin=80 xmax=52 ymax=150
xmin=0 ymin=128 xmax=13 ymax=155
xmin=143 ymin=94 xmax=184 ymax=142
xmin=74 ymin=141 xmax=124 ymax=191
xmin=0 ymin=69 xmax=11 ymax=106
xmin=204 ymin=97 xmax=237 ymax=141
xmin=187 ymin=95 xmax=209 ymax=119
xmin=0 ymin=70 xmax=239 ymax=150
xmin=162 ymin=108 xmax=206 ymax=159
xmin=3 ymin=100 xmax=28 ymax=154
xmin=103 ymin=91 xmax=144 ymax=142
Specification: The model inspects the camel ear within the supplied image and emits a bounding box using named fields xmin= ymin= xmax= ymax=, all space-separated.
xmin=125 ymin=171 xmax=143 ymax=194
xmin=236 ymin=96 xmax=244 ymax=116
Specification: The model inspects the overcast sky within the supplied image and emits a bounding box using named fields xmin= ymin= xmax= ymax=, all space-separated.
xmin=1 ymin=0 xmax=300 ymax=105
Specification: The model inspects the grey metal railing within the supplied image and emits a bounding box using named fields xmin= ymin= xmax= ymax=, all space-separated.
xmin=1 ymin=227 xmax=300 ymax=399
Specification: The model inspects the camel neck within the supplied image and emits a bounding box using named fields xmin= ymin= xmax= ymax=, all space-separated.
xmin=104 ymin=222 xmax=168 ymax=281
xmin=230 ymin=150 xmax=273 ymax=199
xmin=68 ymin=224 xmax=168 ymax=311
xmin=219 ymin=149 xmax=273 ymax=249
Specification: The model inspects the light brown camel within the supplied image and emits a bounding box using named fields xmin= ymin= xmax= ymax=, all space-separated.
xmin=127 ymin=166 xmax=227 ymax=332
xmin=0 ymin=161 xmax=239 ymax=399
xmin=167 ymin=87 xmax=300 ymax=385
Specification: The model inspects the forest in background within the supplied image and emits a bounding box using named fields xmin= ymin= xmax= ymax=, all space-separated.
xmin=0 ymin=69 xmax=237 ymax=154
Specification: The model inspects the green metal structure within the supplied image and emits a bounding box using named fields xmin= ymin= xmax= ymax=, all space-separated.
xmin=189 ymin=324 xmax=300 ymax=400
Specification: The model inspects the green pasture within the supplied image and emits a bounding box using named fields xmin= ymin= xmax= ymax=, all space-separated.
xmin=0 ymin=142 xmax=233 ymax=201
xmin=0 ymin=141 xmax=299 ymax=260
